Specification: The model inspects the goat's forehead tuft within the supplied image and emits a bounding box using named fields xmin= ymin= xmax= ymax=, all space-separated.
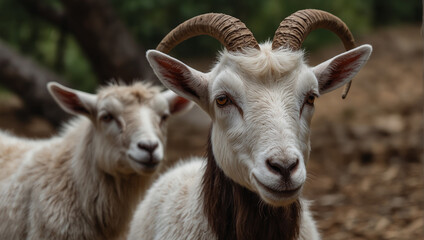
xmin=97 ymin=82 xmax=162 ymax=105
xmin=216 ymin=41 xmax=305 ymax=82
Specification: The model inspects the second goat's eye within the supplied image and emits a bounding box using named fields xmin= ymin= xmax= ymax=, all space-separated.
xmin=216 ymin=95 xmax=230 ymax=107
xmin=100 ymin=113 xmax=114 ymax=123
xmin=160 ymin=114 xmax=169 ymax=123
xmin=306 ymin=95 xmax=315 ymax=106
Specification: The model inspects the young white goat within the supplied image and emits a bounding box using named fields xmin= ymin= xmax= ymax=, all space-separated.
xmin=128 ymin=10 xmax=372 ymax=240
xmin=0 ymin=82 xmax=191 ymax=239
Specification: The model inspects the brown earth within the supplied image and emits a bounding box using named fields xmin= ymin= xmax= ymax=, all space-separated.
xmin=0 ymin=25 xmax=422 ymax=239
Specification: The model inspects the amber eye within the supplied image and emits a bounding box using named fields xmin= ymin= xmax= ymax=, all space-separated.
xmin=100 ymin=113 xmax=114 ymax=123
xmin=216 ymin=95 xmax=230 ymax=107
xmin=306 ymin=95 xmax=315 ymax=105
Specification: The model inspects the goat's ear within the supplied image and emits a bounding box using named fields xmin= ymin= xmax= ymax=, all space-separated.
xmin=47 ymin=82 xmax=97 ymax=118
xmin=313 ymin=44 xmax=372 ymax=94
xmin=146 ymin=50 xmax=208 ymax=109
xmin=161 ymin=90 xmax=194 ymax=115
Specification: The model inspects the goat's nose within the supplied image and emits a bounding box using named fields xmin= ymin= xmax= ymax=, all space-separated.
xmin=266 ymin=158 xmax=299 ymax=180
xmin=137 ymin=142 xmax=158 ymax=154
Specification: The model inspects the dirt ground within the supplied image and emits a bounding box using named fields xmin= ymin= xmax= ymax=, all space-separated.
xmin=0 ymin=25 xmax=423 ymax=239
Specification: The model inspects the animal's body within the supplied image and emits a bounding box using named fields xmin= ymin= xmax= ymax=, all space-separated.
xmin=0 ymin=82 xmax=191 ymax=239
xmin=129 ymin=158 xmax=320 ymax=240
xmin=128 ymin=10 xmax=372 ymax=240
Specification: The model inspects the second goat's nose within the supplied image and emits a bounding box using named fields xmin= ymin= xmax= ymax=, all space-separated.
xmin=137 ymin=142 xmax=158 ymax=153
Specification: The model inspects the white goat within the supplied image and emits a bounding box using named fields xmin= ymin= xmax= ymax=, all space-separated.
xmin=128 ymin=10 xmax=372 ymax=240
xmin=0 ymin=82 xmax=192 ymax=239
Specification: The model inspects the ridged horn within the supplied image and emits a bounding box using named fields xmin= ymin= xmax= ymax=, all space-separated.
xmin=156 ymin=13 xmax=259 ymax=53
xmin=272 ymin=9 xmax=355 ymax=99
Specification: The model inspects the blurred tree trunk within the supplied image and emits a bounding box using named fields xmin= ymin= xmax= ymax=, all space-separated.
xmin=59 ymin=0 xmax=155 ymax=84
xmin=0 ymin=0 xmax=158 ymax=126
xmin=54 ymin=28 xmax=67 ymax=73
xmin=21 ymin=0 xmax=156 ymax=84
xmin=0 ymin=41 xmax=69 ymax=126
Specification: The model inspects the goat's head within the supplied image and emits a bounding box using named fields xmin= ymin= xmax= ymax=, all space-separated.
xmin=48 ymin=82 xmax=192 ymax=176
xmin=147 ymin=10 xmax=372 ymax=206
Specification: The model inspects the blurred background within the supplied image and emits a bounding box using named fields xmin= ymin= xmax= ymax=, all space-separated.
xmin=0 ymin=0 xmax=422 ymax=239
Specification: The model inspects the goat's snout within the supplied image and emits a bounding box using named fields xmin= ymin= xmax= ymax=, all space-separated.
xmin=266 ymin=158 xmax=299 ymax=181
xmin=137 ymin=142 xmax=159 ymax=155
xmin=129 ymin=140 xmax=161 ymax=168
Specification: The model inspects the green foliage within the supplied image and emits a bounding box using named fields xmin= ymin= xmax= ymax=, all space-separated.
xmin=0 ymin=85 xmax=13 ymax=97
xmin=62 ymin=38 xmax=97 ymax=92
xmin=111 ymin=0 xmax=420 ymax=55
xmin=0 ymin=0 xmax=96 ymax=92
xmin=0 ymin=0 xmax=420 ymax=90
xmin=371 ymin=0 xmax=422 ymax=26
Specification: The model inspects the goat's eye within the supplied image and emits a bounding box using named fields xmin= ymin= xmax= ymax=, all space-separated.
xmin=161 ymin=114 xmax=169 ymax=123
xmin=216 ymin=95 xmax=231 ymax=107
xmin=100 ymin=114 xmax=114 ymax=123
xmin=306 ymin=95 xmax=315 ymax=106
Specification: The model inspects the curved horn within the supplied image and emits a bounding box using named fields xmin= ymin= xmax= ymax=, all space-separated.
xmin=272 ymin=9 xmax=355 ymax=98
xmin=157 ymin=13 xmax=259 ymax=53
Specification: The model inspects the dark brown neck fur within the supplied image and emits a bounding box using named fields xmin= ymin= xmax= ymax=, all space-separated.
xmin=202 ymin=135 xmax=301 ymax=240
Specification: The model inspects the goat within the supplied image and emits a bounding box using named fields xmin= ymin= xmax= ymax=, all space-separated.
xmin=0 ymin=82 xmax=192 ymax=239
xmin=128 ymin=10 xmax=372 ymax=240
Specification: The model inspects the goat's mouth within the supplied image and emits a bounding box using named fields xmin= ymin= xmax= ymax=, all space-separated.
xmin=253 ymin=175 xmax=302 ymax=199
xmin=128 ymin=154 xmax=159 ymax=173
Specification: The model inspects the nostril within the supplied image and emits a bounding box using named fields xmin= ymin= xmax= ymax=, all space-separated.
xmin=150 ymin=142 xmax=159 ymax=151
xmin=266 ymin=159 xmax=286 ymax=176
xmin=266 ymin=158 xmax=298 ymax=179
xmin=288 ymin=159 xmax=299 ymax=173
xmin=137 ymin=142 xmax=159 ymax=153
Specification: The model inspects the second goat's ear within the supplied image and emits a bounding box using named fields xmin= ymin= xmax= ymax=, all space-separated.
xmin=47 ymin=82 xmax=97 ymax=119
xmin=146 ymin=50 xmax=209 ymax=109
xmin=313 ymin=44 xmax=372 ymax=95
xmin=161 ymin=90 xmax=194 ymax=115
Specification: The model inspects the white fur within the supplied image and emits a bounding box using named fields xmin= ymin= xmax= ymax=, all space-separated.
xmin=0 ymin=82 xmax=192 ymax=239
xmin=129 ymin=159 xmax=212 ymax=240
xmin=128 ymin=159 xmax=320 ymax=240
xmin=129 ymin=42 xmax=372 ymax=239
